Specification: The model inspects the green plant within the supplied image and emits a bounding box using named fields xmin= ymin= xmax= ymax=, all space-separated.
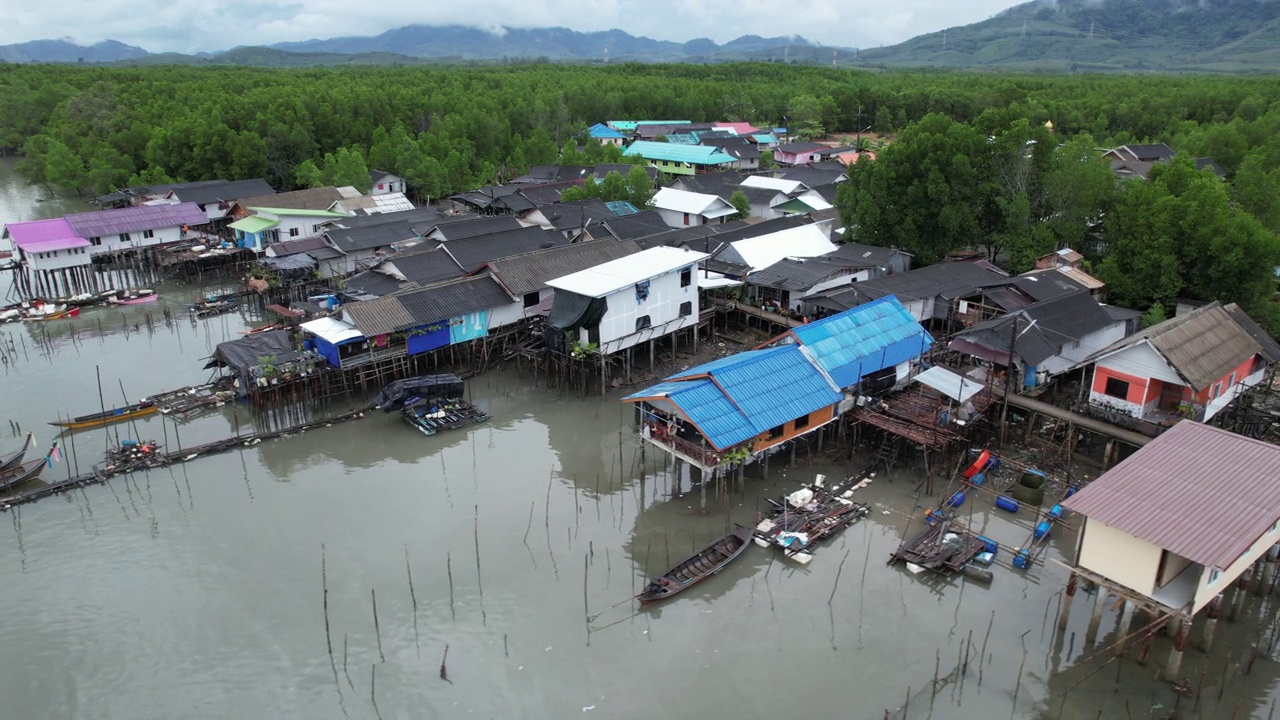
xmin=723 ymin=446 xmax=752 ymax=464
xmin=569 ymin=339 xmax=598 ymax=358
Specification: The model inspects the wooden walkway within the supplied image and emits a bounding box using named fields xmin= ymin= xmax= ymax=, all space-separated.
xmin=0 ymin=405 xmax=372 ymax=510
xmin=1005 ymin=393 xmax=1150 ymax=448
xmin=710 ymin=299 xmax=802 ymax=329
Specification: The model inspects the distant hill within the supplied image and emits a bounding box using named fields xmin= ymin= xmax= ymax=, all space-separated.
xmin=0 ymin=26 xmax=832 ymax=67
xmin=852 ymin=0 xmax=1280 ymax=73
xmin=0 ymin=39 xmax=148 ymax=63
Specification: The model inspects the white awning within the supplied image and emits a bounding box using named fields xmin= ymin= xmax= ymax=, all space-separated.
xmin=914 ymin=366 xmax=984 ymax=403
xmin=300 ymin=316 xmax=364 ymax=344
xmin=698 ymin=272 xmax=743 ymax=288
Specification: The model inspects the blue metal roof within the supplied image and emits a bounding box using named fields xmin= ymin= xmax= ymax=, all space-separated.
xmin=604 ymin=200 xmax=641 ymax=216
xmin=752 ymin=133 xmax=779 ymax=144
xmin=627 ymin=345 xmax=840 ymax=450
xmin=788 ymin=296 xmax=933 ymax=389
xmin=588 ymin=123 xmax=625 ymax=139
xmin=623 ymin=141 xmax=737 ymax=166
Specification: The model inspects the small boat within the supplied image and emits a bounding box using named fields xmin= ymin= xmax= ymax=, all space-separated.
xmin=638 ymin=526 xmax=754 ymax=605
xmin=108 ymin=289 xmax=158 ymax=305
xmin=242 ymin=323 xmax=284 ymax=335
xmin=49 ymin=401 xmax=157 ymax=430
xmin=192 ymin=299 xmax=238 ymax=318
xmin=0 ymin=432 xmax=34 ymax=472
xmin=0 ymin=457 xmax=48 ymax=493
xmin=25 ymin=306 xmax=79 ymax=321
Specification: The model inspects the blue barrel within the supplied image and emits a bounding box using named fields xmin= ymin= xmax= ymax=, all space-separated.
xmin=970 ymin=472 xmax=986 ymax=486
xmin=1014 ymin=548 xmax=1032 ymax=569
xmin=947 ymin=491 xmax=966 ymax=508
xmin=1034 ymin=521 xmax=1052 ymax=539
xmin=986 ymin=457 xmax=1001 ymax=472
xmin=977 ymin=535 xmax=999 ymax=554
xmin=926 ymin=509 xmax=945 ymax=524
xmin=995 ymin=496 xmax=1019 ymax=513
xmin=1048 ymin=504 xmax=1064 ymax=520
xmin=1064 ymin=485 xmax=1079 ymax=499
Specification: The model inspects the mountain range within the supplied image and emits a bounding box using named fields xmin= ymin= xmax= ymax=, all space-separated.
xmin=2 ymin=0 xmax=1279 ymax=72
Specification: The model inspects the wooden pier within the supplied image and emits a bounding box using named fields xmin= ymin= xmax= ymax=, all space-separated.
xmin=0 ymin=405 xmax=372 ymax=511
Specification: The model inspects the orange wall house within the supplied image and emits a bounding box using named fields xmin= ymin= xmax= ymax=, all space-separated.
xmin=750 ymin=406 xmax=836 ymax=454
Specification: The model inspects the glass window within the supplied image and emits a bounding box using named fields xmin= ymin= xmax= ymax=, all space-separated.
xmin=635 ymin=315 xmax=651 ymax=331
xmin=794 ymin=414 xmax=810 ymax=430
xmin=523 ymin=291 xmax=540 ymax=308
xmin=679 ymin=301 xmax=692 ymax=317
xmin=1103 ymin=377 xmax=1129 ymax=399
xmin=680 ymin=268 xmax=692 ymax=287
xmin=142 ymin=229 xmax=155 ymax=239
xmin=120 ymin=232 xmax=131 ymax=243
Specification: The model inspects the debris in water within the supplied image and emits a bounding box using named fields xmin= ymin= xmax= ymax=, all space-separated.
xmin=583 ymin=706 xmax=596 ymax=712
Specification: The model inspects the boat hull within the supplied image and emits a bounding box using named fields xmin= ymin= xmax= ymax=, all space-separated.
xmin=0 ymin=458 xmax=46 ymax=493
xmin=109 ymin=295 xmax=158 ymax=305
xmin=639 ymin=526 xmax=753 ymax=605
xmin=49 ymin=404 xmax=158 ymax=430
xmin=0 ymin=434 xmax=33 ymax=472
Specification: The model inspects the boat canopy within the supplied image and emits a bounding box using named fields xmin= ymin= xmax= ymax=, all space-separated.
xmin=373 ymin=375 xmax=466 ymax=411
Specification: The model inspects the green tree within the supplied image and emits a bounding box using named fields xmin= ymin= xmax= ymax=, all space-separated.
xmin=729 ymin=189 xmax=752 ymax=219
xmin=293 ymin=159 xmax=324 ymax=189
xmin=560 ymin=139 xmax=587 ymax=166
xmin=599 ymin=171 xmax=629 ymax=202
xmin=44 ymin=138 xmax=86 ymax=194
xmin=760 ymin=150 xmax=775 ymax=169
xmin=332 ymin=147 xmax=372 ymax=193
xmin=789 ymin=94 xmax=834 ymax=140
xmin=626 ymin=166 xmax=656 ymax=208
xmin=1232 ymin=153 xmax=1280 ymax=233
xmin=84 ymin=144 xmax=133 ymax=195
xmin=1141 ymin=304 xmax=1167 ymax=328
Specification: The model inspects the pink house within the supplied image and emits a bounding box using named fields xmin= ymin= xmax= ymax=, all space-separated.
xmin=773 ymin=142 xmax=827 ymax=165
xmin=1088 ymin=302 xmax=1273 ymax=425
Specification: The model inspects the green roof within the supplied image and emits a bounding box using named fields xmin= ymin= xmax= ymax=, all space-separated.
xmin=249 ymin=207 xmax=349 ymax=218
xmin=229 ymin=216 xmax=279 ymax=233
xmin=622 ymin=141 xmax=736 ymax=165
xmin=607 ymin=120 xmax=690 ymax=132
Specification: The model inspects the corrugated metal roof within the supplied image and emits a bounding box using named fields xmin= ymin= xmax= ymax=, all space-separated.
xmin=444 ymin=226 xmax=568 ymax=272
xmin=3 ymin=218 xmax=89 ymax=251
xmin=785 ymin=297 xmax=934 ymax=389
xmin=66 ymin=202 xmax=208 ymax=237
xmin=600 ymin=212 xmax=670 ymax=240
xmin=330 ymin=206 xmax=442 ymax=230
xmin=327 ymin=221 xmax=420 ymax=252
xmin=229 ymin=216 xmax=278 ymax=233
xmin=169 ymin=179 xmax=276 ymax=206
xmin=623 ymin=141 xmax=737 ymax=165
xmin=627 ymin=345 xmax=842 ymax=449
xmin=234 ymin=187 xmax=346 ymax=213
xmin=340 ymin=295 xmax=418 ymax=337
xmin=395 ymin=274 xmax=514 ymax=325
xmin=482 ymin=239 xmax=643 ymax=296
xmin=746 ymin=258 xmax=854 ymax=292
xmin=344 ymin=270 xmax=415 ymax=298
xmin=546 ymin=246 xmax=708 ymax=298
xmin=651 ymin=187 xmax=736 ymax=216
xmin=1093 ymin=302 xmax=1262 ymax=391
xmin=1062 ymin=421 xmax=1280 ymax=570
xmin=429 ymin=215 xmax=523 ymax=241
xmin=856 ymin=261 xmax=1008 ymax=302
xmin=826 ymin=242 xmax=908 ymax=269
xmin=1224 ymin=303 xmax=1280 ymax=364
xmin=383 ymin=246 xmax=464 ymax=285
xmin=729 ymin=224 xmax=838 ymax=271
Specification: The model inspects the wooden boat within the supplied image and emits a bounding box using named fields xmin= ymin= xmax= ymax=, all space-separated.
xmin=0 ymin=432 xmax=34 ymax=472
xmin=26 ymin=306 xmax=79 ymax=321
xmin=0 ymin=457 xmax=48 ymax=493
xmin=108 ymin=290 xmax=158 ymax=305
xmin=638 ymin=526 xmax=753 ymax=605
xmin=192 ymin=299 xmax=238 ymax=318
xmin=49 ymin=401 xmax=157 ymax=430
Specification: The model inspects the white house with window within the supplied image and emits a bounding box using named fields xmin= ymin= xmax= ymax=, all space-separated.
xmin=546 ymin=246 xmax=708 ymax=354
xmin=649 ymin=187 xmax=739 ymax=228
xmin=369 ymin=171 xmax=406 ymax=196
xmin=229 ymin=207 xmax=351 ymax=252
xmin=64 ymin=202 xmax=208 ymax=257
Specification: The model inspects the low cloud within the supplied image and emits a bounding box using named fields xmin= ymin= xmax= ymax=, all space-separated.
xmin=4 ymin=0 xmax=1025 ymax=53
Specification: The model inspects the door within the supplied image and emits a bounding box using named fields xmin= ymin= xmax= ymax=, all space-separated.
xmin=1158 ymin=381 xmax=1183 ymax=412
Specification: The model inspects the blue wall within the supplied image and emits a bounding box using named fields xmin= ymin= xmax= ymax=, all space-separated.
xmin=450 ymin=311 xmax=490 ymax=344
xmin=407 ymin=323 xmax=450 ymax=355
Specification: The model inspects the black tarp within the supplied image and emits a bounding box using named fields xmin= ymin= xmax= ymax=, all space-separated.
xmin=547 ymin=290 xmax=607 ymax=331
xmin=373 ymin=375 xmax=466 ymax=411
xmin=205 ymin=330 xmax=309 ymax=396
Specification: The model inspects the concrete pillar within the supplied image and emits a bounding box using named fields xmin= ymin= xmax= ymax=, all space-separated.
xmin=1116 ymin=601 xmax=1136 ymax=653
xmin=1137 ymin=631 xmax=1155 ymax=666
xmin=1255 ymin=560 xmax=1272 ymax=596
xmin=1058 ymin=573 xmax=1078 ymax=632
xmin=1164 ymin=617 xmax=1191 ymax=681
xmin=1086 ymin=589 xmax=1108 ymax=644
xmin=1202 ymin=595 xmax=1222 ymax=652
xmin=1230 ymin=568 xmax=1254 ymax=621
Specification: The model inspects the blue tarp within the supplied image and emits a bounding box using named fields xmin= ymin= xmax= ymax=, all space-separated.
xmin=450 ymin=311 xmax=489 ymax=344
xmin=407 ymin=323 xmax=450 ymax=355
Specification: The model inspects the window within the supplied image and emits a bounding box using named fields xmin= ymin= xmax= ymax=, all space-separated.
xmin=142 ymin=229 xmax=154 ymax=239
xmin=768 ymin=425 xmax=784 ymax=439
xmin=1103 ymin=377 xmax=1129 ymax=400
xmin=523 ymin=291 xmax=540 ymax=308
xmin=1211 ymin=383 xmax=1222 ymax=400
xmin=89 ymin=236 xmax=102 ymax=246
xmin=289 ymin=228 xmax=300 ymax=237
xmin=680 ymin=268 xmax=692 ymax=287
xmin=120 ymin=232 xmax=131 ymax=243
xmin=313 ymin=224 xmax=323 ymax=234
xmin=1228 ymin=372 xmax=1236 ymax=387
xmin=1207 ymin=569 xmax=1221 ymax=587
xmin=794 ymin=414 xmax=810 ymax=430
xmin=378 ymin=183 xmax=385 ymax=190
xmin=635 ymin=280 xmax=650 ymax=302
xmin=635 ymin=315 xmax=652 ymax=331
xmin=679 ymin=301 xmax=692 ymax=318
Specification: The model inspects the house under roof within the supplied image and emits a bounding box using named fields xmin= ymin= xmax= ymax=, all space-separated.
xmin=166 ymin=179 xmax=276 ymax=207
xmin=233 ymin=187 xmax=348 ymax=213
xmin=2 ymin=218 xmax=90 ymax=252
xmin=650 ymin=187 xmax=738 ymax=219
xmin=1224 ymin=303 xmax=1280 ymax=364
xmin=1062 ymin=420 xmax=1280 ymax=571
xmin=1091 ymin=302 xmax=1264 ymax=391
xmin=825 ymin=242 xmax=911 ymax=269
xmin=328 ymin=206 xmax=442 ymax=230
xmin=599 ymin=212 xmax=670 ymax=240
xmin=546 ymin=246 xmax=708 ymax=298
xmin=326 ymin=220 xmax=421 ymax=253
xmin=442 ymin=226 xmax=568 ymax=272
xmin=727 ymin=223 xmax=838 ymax=272
xmin=768 ymin=296 xmax=934 ymax=390
xmin=66 ymin=203 xmax=208 ymax=238
xmin=776 ymin=142 xmax=826 ymax=155
xmin=381 ymin=246 xmax=465 ymax=285
xmin=427 ymin=215 xmax=524 ymax=242
xmin=395 ymin=274 xmax=514 ymax=325
xmin=478 ymin=239 xmax=643 ymax=297
xmin=953 ymin=291 xmax=1118 ymax=368
xmin=857 ymin=261 xmax=1008 ymax=302
xmin=746 ymin=257 xmax=855 ymax=292
xmin=623 ymin=141 xmax=737 ymax=167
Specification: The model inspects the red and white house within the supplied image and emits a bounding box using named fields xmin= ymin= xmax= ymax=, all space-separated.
xmin=1088 ymin=302 xmax=1273 ymax=423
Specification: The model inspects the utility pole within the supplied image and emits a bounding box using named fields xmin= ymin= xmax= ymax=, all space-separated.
xmin=999 ymin=314 xmax=1019 ymax=449
xmin=942 ymin=30 xmax=947 ymax=50
xmin=1021 ymin=20 xmax=1027 ymax=38
xmin=1088 ymin=21 xmax=1095 ymax=40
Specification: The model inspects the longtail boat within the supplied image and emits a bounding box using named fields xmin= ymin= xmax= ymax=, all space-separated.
xmin=25 ymin=306 xmax=79 ymax=321
xmin=49 ymin=401 xmax=157 ymax=430
xmin=0 ymin=432 xmax=34 ymax=472
xmin=0 ymin=441 xmax=57 ymax=493
xmin=638 ymin=526 xmax=753 ymax=605
xmin=108 ymin=290 xmax=158 ymax=305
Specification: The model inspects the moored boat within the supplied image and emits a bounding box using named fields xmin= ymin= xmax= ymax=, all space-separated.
xmin=192 ymin=299 xmax=238 ymax=318
xmin=0 ymin=432 xmax=34 ymax=472
xmin=25 ymin=306 xmax=79 ymax=321
xmin=638 ymin=526 xmax=753 ymax=605
xmin=49 ymin=401 xmax=157 ymax=430
xmin=107 ymin=289 xmax=158 ymax=305
xmin=0 ymin=440 xmax=58 ymax=493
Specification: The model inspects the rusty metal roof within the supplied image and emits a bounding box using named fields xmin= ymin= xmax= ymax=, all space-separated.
xmin=1062 ymin=421 xmax=1280 ymax=570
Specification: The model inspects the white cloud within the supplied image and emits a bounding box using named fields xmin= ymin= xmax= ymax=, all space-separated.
xmin=4 ymin=0 xmax=1026 ymax=53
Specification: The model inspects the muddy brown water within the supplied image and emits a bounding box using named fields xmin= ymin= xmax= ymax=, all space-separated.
xmin=1 ymin=157 xmax=1277 ymax=718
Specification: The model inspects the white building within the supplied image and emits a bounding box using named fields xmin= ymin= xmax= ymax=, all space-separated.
xmin=718 ymin=223 xmax=839 ymax=272
xmin=65 ymin=202 xmax=209 ymax=258
xmin=229 ymin=207 xmax=352 ymax=252
xmin=546 ymin=246 xmax=709 ymax=355
xmin=649 ymin=188 xmax=739 ymax=228
xmin=369 ymin=171 xmax=407 ymax=196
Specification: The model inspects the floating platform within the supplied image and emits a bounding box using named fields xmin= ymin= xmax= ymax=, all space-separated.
xmin=148 ymin=384 xmax=236 ymax=421
xmin=401 ymin=398 xmax=490 ymax=437
xmin=890 ymin=518 xmax=987 ymax=577
xmin=754 ymin=471 xmax=872 ymax=564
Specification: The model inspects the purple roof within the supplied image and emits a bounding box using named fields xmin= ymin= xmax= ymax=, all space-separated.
xmin=3 ymin=218 xmax=90 ymax=252
xmin=65 ymin=202 xmax=208 ymax=238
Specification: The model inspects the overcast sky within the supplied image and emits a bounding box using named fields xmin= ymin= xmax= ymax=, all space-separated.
xmin=5 ymin=0 xmax=1027 ymax=53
